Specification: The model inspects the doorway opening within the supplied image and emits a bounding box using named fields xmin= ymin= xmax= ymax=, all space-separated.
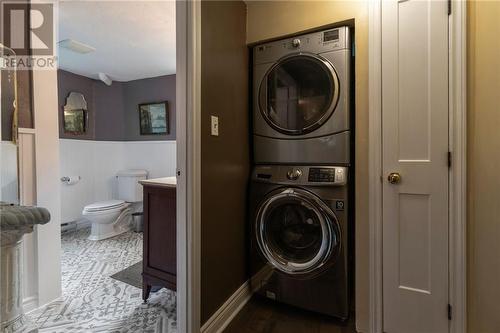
xmin=25 ymin=2 xmax=179 ymax=331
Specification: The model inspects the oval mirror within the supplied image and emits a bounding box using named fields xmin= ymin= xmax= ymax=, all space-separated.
xmin=63 ymin=92 xmax=87 ymax=134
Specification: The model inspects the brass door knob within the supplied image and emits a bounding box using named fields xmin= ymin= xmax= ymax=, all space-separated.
xmin=387 ymin=172 xmax=401 ymax=184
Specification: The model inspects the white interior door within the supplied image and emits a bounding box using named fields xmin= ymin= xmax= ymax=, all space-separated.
xmin=382 ymin=1 xmax=449 ymax=332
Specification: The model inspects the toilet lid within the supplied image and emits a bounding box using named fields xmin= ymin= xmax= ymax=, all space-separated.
xmin=84 ymin=200 xmax=125 ymax=212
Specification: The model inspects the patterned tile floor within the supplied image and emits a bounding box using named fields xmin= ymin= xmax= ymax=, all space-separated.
xmin=27 ymin=228 xmax=177 ymax=333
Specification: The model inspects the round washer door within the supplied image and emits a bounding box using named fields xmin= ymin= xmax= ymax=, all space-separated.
xmin=255 ymin=188 xmax=341 ymax=275
xmin=259 ymin=54 xmax=340 ymax=135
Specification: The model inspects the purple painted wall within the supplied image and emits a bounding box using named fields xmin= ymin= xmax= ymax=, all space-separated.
xmin=123 ymin=76 xmax=176 ymax=141
xmin=57 ymin=70 xmax=176 ymax=141
xmin=93 ymin=81 xmax=126 ymax=141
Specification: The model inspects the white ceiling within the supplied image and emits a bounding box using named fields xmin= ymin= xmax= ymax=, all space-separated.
xmin=58 ymin=1 xmax=176 ymax=82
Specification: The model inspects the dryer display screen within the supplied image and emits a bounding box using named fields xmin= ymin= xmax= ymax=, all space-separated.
xmin=308 ymin=168 xmax=336 ymax=182
xmin=323 ymin=30 xmax=339 ymax=42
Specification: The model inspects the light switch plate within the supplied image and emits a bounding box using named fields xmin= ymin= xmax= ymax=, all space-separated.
xmin=211 ymin=115 xmax=219 ymax=136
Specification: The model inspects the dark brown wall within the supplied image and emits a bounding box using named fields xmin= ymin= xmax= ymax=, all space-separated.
xmin=201 ymin=0 xmax=249 ymax=324
xmin=1 ymin=70 xmax=34 ymax=141
xmin=1 ymin=71 xmax=17 ymax=141
xmin=1 ymin=0 xmax=34 ymax=141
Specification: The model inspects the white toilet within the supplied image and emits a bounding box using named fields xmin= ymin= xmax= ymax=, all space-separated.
xmin=83 ymin=169 xmax=148 ymax=241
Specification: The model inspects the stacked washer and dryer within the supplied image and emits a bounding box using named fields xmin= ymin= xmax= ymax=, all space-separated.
xmin=249 ymin=26 xmax=353 ymax=320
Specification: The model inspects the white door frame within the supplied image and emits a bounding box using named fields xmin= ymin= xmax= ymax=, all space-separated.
xmin=176 ymin=1 xmax=201 ymax=333
xmin=367 ymin=1 xmax=467 ymax=332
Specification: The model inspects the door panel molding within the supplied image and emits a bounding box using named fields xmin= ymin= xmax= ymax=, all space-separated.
xmin=367 ymin=1 xmax=467 ymax=332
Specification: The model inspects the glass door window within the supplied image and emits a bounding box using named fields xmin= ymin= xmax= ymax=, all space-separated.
xmin=256 ymin=188 xmax=340 ymax=275
xmin=259 ymin=55 xmax=340 ymax=135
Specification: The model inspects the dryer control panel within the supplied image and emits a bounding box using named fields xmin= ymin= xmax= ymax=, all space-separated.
xmin=252 ymin=165 xmax=348 ymax=186
xmin=253 ymin=26 xmax=350 ymax=65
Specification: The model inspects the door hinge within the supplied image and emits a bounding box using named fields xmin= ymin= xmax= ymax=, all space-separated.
xmin=448 ymin=0 xmax=452 ymax=15
xmin=448 ymin=151 xmax=452 ymax=168
xmin=448 ymin=304 xmax=452 ymax=320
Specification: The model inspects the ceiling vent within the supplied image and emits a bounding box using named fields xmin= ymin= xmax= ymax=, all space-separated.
xmin=58 ymin=39 xmax=96 ymax=54
xmin=98 ymin=72 xmax=113 ymax=86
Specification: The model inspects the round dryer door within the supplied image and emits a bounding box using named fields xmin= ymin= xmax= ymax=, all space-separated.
xmin=259 ymin=54 xmax=340 ymax=135
xmin=255 ymin=188 xmax=341 ymax=275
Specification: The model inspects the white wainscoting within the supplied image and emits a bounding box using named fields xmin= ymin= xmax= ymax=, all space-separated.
xmin=18 ymin=129 xmax=39 ymax=312
xmin=0 ymin=140 xmax=19 ymax=203
xmin=59 ymin=139 xmax=177 ymax=224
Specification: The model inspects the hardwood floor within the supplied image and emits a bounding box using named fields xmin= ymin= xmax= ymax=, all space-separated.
xmin=224 ymin=296 xmax=356 ymax=333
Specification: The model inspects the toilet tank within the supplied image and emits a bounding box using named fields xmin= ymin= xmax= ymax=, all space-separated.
xmin=116 ymin=169 xmax=148 ymax=202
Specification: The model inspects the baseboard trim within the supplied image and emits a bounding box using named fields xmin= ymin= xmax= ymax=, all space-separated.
xmin=61 ymin=219 xmax=91 ymax=233
xmin=201 ymin=281 xmax=252 ymax=333
xmin=76 ymin=219 xmax=91 ymax=229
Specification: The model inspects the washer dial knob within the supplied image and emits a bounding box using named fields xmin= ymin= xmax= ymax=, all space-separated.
xmin=286 ymin=168 xmax=303 ymax=180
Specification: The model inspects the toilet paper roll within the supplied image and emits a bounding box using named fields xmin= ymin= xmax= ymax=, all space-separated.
xmin=62 ymin=176 xmax=81 ymax=185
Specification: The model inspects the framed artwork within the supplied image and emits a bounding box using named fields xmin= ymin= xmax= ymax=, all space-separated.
xmin=139 ymin=101 xmax=169 ymax=135
xmin=63 ymin=92 xmax=87 ymax=134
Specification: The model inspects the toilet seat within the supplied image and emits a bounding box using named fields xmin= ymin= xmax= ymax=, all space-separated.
xmin=83 ymin=200 xmax=126 ymax=213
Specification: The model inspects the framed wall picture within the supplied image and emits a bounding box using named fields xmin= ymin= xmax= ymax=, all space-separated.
xmin=139 ymin=101 xmax=169 ymax=135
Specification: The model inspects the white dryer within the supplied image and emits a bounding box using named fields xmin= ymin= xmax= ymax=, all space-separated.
xmin=253 ymin=26 xmax=352 ymax=165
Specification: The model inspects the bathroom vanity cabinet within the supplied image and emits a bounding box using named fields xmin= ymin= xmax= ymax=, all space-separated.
xmin=140 ymin=177 xmax=177 ymax=301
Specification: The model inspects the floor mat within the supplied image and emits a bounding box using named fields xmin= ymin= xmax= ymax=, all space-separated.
xmin=111 ymin=261 xmax=143 ymax=289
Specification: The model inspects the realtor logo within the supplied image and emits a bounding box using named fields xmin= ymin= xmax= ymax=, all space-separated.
xmin=1 ymin=1 xmax=56 ymax=69
xmin=2 ymin=2 xmax=54 ymax=56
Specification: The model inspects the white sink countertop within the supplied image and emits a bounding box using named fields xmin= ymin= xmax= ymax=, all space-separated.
xmin=139 ymin=177 xmax=177 ymax=188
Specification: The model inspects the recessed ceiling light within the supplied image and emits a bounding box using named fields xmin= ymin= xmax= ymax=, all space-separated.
xmin=58 ymin=39 xmax=96 ymax=54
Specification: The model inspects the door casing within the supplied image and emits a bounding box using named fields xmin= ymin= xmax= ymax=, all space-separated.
xmin=176 ymin=1 xmax=202 ymax=332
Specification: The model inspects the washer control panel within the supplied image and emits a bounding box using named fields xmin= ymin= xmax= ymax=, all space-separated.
xmin=253 ymin=165 xmax=348 ymax=186
xmin=308 ymin=167 xmax=345 ymax=183
xmin=308 ymin=167 xmax=346 ymax=183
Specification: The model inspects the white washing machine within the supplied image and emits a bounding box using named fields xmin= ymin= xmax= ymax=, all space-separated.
xmin=253 ymin=26 xmax=352 ymax=165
